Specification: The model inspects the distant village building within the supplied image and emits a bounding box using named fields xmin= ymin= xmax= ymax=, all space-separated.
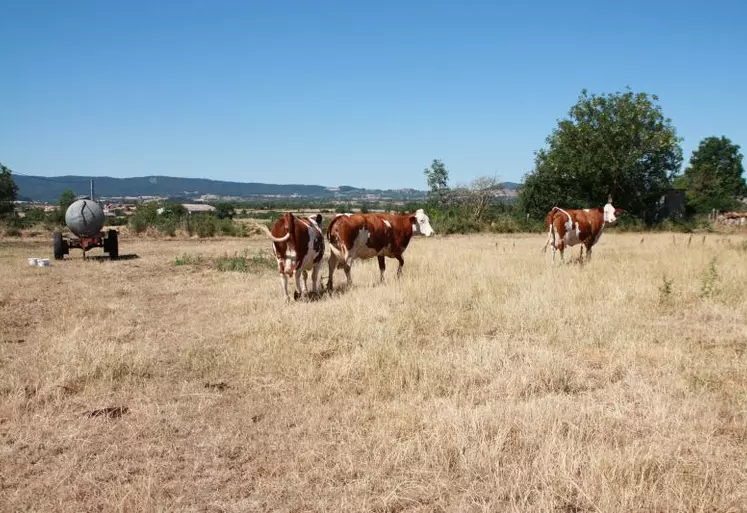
xmin=182 ymin=203 xmax=217 ymax=214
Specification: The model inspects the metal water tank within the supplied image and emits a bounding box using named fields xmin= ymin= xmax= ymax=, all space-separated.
xmin=65 ymin=199 xmax=105 ymax=237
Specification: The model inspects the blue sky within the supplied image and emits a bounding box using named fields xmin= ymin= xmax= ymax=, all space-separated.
xmin=1 ymin=0 xmax=745 ymax=190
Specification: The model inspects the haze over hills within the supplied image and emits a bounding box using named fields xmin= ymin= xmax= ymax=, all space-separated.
xmin=14 ymin=174 xmax=521 ymax=203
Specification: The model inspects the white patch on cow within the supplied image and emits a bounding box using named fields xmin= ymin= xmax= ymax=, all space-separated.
xmin=295 ymin=222 xmax=322 ymax=272
xmin=583 ymin=208 xmax=590 ymax=213
xmin=383 ymin=219 xmax=392 ymax=229
xmin=554 ymin=208 xmax=580 ymax=248
xmin=564 ymin=221 xmax=582 ymax=247
xmin=352 ymin=228 xmax=377 ymax=259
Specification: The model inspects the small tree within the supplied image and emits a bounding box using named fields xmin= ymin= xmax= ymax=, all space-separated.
xmin=679 ymin=136 xmax=746 ymax=213
xmin=0 ymin=163 xmax=19 ymax=219
xmin=423 ymin=159 xmax=450 ymax=206
xmin=58 ymin=189 xmax=76 ymax=212
xmin=215 ymin=202 xmax=236 ymax=220
xmin=51 ymin=189 xmax=78 ymax=225
xmin=465 ymin=176 xmax=504 ymax=221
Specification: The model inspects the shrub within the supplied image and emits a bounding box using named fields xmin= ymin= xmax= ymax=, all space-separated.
xmin=218 ymin=218 xmax=247 ymax=237
xmin=612 ymin=216 xmax=646 ymax=232
xmin=658 ymin=275 xmax=674 ymax=305
xmin=187 ymin=213 xmax=217 ymax=238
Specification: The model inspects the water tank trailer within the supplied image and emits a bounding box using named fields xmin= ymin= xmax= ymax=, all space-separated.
xmin=53 ymin=199 xmax=119 ymax=260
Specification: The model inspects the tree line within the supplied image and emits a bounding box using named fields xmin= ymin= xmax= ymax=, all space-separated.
xmin=2 ymin=87 xmax=745 ymax=236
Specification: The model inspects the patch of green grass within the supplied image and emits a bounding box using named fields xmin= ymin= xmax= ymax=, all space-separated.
xmin=215 ymin=250 xmax=276 ymax=273
xmin=699 ymin=258 xmax=719 ymax=299
xmin=174 ymin=253 xmax=203 ymax=266
xmin=658 ymin=275 xmax=673 ymax=305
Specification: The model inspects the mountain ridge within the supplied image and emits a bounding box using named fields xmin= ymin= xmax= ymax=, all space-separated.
xmin=14 ymin=174 xmax=521 ymax=203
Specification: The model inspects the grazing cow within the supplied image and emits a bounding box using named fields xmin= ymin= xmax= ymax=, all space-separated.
xmin=259 ymin=212 xmax=325 ymax=300
xmin=542 ymin=201 xmax=623 ymax=263
xmin=326 ymin=209 xmax=435 ymax=290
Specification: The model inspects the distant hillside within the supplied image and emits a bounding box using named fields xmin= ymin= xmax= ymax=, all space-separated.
xmin=14 ymin=174 xmax=521 ymax=203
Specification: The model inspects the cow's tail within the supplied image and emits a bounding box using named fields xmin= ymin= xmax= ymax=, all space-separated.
xmin=542 ymin=207 xmax=559 ymax=253
xmin=256 ymin=212 xmax=296 ymax=244
xmin=326 ymin=214 xmax=347 ymax=263
xmin=257 ymin=223 xmax=291 ymax=243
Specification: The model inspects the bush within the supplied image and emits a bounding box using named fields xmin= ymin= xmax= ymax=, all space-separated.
xmin=488 ymin=215 xmax=522 ymax=233
xmin=23 ymin=208 xmax=48 ymax=225
xmin=130 ymin=215 xmax=149 ymax=234
xmin=186 ymin=213 xmax=218 ymax=238
xmin=104 ymin=216 xmax=129 ymax=227
xmin=614 ymin=216 xmax=647 ymax=232
xmin=218 ymin=218 xmax=246 ymax=237
xmin=433 ymin=215 xmax=482 ymax=235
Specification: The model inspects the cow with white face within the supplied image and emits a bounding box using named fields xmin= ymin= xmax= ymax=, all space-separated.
xmin=542 ymin=200 xmax=623 ymax=263
xmin=326 ymin=209 xmax=435 ymax=289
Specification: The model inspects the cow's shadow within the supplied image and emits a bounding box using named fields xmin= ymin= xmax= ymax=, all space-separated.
xmin=294 ymin=282 xmax=352 ymax=302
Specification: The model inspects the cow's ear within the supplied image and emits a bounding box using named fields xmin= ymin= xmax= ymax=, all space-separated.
xmin=615 ymin=208 xmax=624 ymax=216
xmin=315 ymin=214 xmax=322 ymax=224
xmin=410 ymin=215 xmax=417 ymax=225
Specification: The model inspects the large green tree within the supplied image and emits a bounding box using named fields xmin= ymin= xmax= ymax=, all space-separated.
xmin=678 ymin=136 xmax=746 ymax=213
xmin=519 ymin=89 xmax=683 ymax=222
xmin=0 ymin=163 xmax=19 ymax=218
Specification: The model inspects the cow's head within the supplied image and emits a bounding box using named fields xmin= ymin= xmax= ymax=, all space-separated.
xmin=411 ymin=208 xmax=435 ymax=237
xmin=603 ymin=202 xmax=623 ymax=224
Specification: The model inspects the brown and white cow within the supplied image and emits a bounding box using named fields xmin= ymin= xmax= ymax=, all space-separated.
xmin=326 ymin=209 xmax=434 ymax=290
xmin=542 ymin=201 xmax=623 ymax=263
xmin=259 ymin=212 xmax=325 ymax=300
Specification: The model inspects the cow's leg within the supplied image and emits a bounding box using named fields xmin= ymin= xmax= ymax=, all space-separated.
xmin=343 ymin=250 xmax=355 ymax=286
xmin=343 ymin=262 xmax=353 ymax=286
xmin=277 ymin=259 xmax=290 ymax=301
xmin=585 ymin=243 xmax=593 ymax=262
xmin=552 ymin=241 xmax=565 ymax=264
xmin=395 ymin=255 xmax=404 ymax=278
xmin=301 ymin=269 xmax=309 ymax=295
xmin=310 ymin=261 xmax=321 ymax=295
xmin=280 ymin=273 xmax=290 ymax=301
xmin=293 ymin=270 xmax=303 ymax=300
xmin=377 ymin=255 xmax=386 ymax=282
xmin=327 ymin=251 xmax=337 ymax=291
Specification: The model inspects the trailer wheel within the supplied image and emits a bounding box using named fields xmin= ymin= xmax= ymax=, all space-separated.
xmin=106 ymin=230 xmax=119 ymax=259
xmin=53 ymin=232 xmax=68 ymax=260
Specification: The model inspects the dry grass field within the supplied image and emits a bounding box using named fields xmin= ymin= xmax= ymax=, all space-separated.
xmin=1 ymin=230 xmax=746 ymax=512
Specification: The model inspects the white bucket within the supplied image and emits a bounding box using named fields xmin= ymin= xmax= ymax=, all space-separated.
xmin=36 ymin=258 xmax=50 ymax=267
xmin=28 ymin=257 xmax=39 ymax=266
